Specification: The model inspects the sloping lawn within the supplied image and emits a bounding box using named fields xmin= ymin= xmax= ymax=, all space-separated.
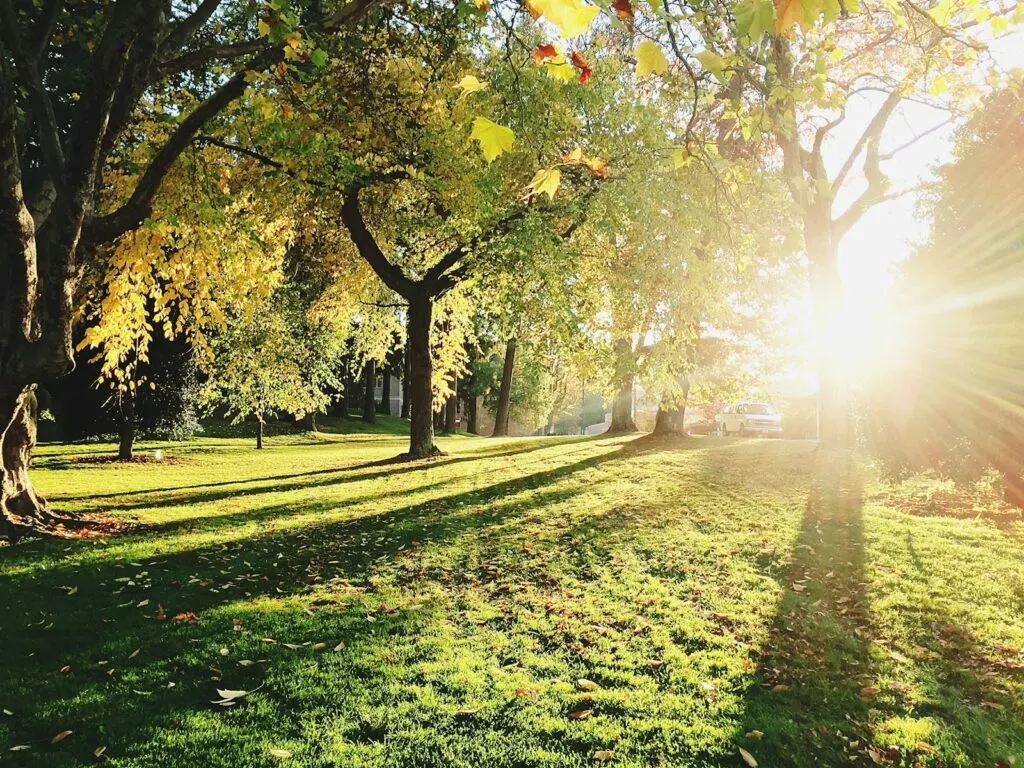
xmin=2 ymin=426 xmax=1022 ymax=767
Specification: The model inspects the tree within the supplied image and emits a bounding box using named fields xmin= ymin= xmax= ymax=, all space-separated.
xmin=867 ymin=84 xmax=1024 ymax=502
xmin=0 ymin=0 xmax=384 ymax=533
xmin=202 ymin=292 xmax=334 ymax=449
xmin=695 ymin=0 xmax=1022 ymax=444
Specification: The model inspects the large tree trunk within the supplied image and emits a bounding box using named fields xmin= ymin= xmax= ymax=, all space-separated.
xmin=362 ymin=360 xmax=376 ymax=424
xmin=653 ymin=381 xmax=689 ymax=436
xmin=443 ymin=375 xmax=458 ymax=434
xmin=806 ymin=222 xmax=845 ymax=448
xmin=118 ymin=390 xmax=136 ymax=461
xmin=0 ymin=386 xmax=54 ymax=535
xmin=607 ymin=338 xmax=637 ymax=433
xmin=491 ymin=337 xmax=516 ymax=437
xmin=256 ymin=418 xmax=264 ymax=449
xmin=378 ymin=361 xmax=392 ymax=415
xmin=300 ymin=411 xmax=317 ymax=431
xmin=467 ymin=393 xmax=478 ymax=435
xmin=406 ymin=295 xmax=439 ymax=457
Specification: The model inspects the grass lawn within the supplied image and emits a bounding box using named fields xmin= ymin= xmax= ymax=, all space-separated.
xmin=2 ymin=420 xmax=1023 ymax=767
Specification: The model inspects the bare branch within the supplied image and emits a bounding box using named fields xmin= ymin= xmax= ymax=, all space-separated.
xmin=340 ymin=189 xmax=415 ymax=298
xmin=30 ymin=0 xmax=62 ymax=62
xmin=831 ymin=87 xmax=902 ymax=192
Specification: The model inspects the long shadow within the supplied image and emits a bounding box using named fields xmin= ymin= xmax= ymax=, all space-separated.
xmin=0 ymin=440 xmax=635 ymax=764
xmin=735 ymin=450 xmax=877 ymax=765
xmin=50 ymin=438 xmax=597 ymax=516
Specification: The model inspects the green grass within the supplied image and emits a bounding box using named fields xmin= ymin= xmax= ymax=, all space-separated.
xmin=2 ymin=423 xmax=1023 ymax=767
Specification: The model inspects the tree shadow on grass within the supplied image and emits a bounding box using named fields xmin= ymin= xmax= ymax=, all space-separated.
xmin=0 ymin=441 xmax=641 ymax=765
xmin=44 ymin=436 xmax=597 ymax=512
xmin=735 ymin=450 xmax=878 ymax=766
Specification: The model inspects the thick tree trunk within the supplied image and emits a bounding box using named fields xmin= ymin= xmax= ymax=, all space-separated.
xmin=806 ymin=224 xmax=845 ymax=448
xmin=300 ymin=411 xmax=317 ymax=431
xmin=362 ymin=360 xmax=376 ymax=424
xmin=1 ymin=386 xmax=54 ymax=535
xmin=653 ymin=381 xmax=689 ymax=436
xmin=608 ymin=339 xmax=637 ymax=433
xmin=378 ymin=363 xmax=392 ymax=415
xmin=443 ymin=375 xmax=457 ymax=434
xmin=118 ymin=390 xmax=136 ymax=461
xmin=491 ymin=337 xmax=516 ymax=437
xmin=406 ymin=295 xmax=439 ymax=457
xmin=256 ymin=419 xmax=264 ymax=449
xmin=467 ymin=393 xmax=478 ymax=435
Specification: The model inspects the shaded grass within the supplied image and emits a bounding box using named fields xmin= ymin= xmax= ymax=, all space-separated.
xmin=1 ymin=432 xmax=1022 ymax=767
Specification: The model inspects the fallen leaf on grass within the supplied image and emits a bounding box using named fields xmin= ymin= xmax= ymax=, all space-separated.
xmin=51 ymin=730 xmax=73 ymax=744
xmin=269 ymin=748 xmax=292 ymax=758
xmin=173 ymin=612 xmax=200 ymax=624
xmin=593 ymin=750 xmax=615 ymax=761
xmin=745 ymin=730 xmax=764 ymax=740
xmin=860 ymin=686 xmax=880 ymax=696
xmin=916 ymin=742 xmax=938 ymax=754
xmin=770 ymin=684 xmax=789 ymax=692
xmin=576 ymin=678 xmax=600 ymax=691
xmin=514 ymin=688 xmax=536 ymax=699
xmin=568 ymin=708 xmax=594 ymax=720
xmin=129 ymin=648 xmax=140 ymax=659
xmin=739 ymin=746 xmax=758 ymax=767
xmin=9 ymin=745 xmax=31 ymax=751
xmin=94 ymin=746 xmax=107 ymax=757
xmin=456 ymin=706 xmax=482 ymax=716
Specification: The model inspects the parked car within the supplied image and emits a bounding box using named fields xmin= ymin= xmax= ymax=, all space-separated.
xmin=716 ymin=402 xmax=783 ymax=437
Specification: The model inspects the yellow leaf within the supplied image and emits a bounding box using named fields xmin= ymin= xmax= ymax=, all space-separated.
xmin=546 ymin=60 xmax=577 ymax=81
xmin=929 ymin=74 xmax=948 ymax=95
xmin=991 ymin=14 xmax=1009 ymax=32
xmin=269 ymin=748 xmax=293 ymax=758
xmin=257 ymin=19 xmax=271 ymax=37
xmin=527 ymin=167 xmax=561 ymax=199
xmin=470 ymin=117 xmax=515 ymax=162
xmin=474 ymin=0 xmax=490 ymax=9
xmin=774 ymin=0 xmax=806 ymax=33
xmin=51 ymin=730 xmax=73 ymax=745
xmin=456 ymin=75 xmax=488 ymax=95
xmin=672 ymin=147 xmax=691 ymax=169
xmin=593 ymin=750 xmax=616 ymax=761
xmin=635 ymin=41 xmax=668 ymax=77
xmin=696 ymin=50 xmax=727 ymax=72
xmin=530 ymin=0 xmax=600 ymax=37
xmin=739 ymin=746 xmax=758 ymax=767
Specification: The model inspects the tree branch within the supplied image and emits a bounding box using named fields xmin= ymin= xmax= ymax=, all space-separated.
xmin=0 ymin=0 xmax=65 ymax=182
xmin=30 ymin=0 xmax=62 ymax=62
xmin=159 ymin=39 xmax=264 ymax=78
xmin=831 ymin=87 xmax=902 ymax=192
xmin=159 ymin=0 xmax=223 ymax=55
xmin=340 ymin=188 xmax=415 ymax=298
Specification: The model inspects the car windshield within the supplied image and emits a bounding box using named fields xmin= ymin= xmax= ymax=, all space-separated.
xmin=743 ymin=404 xmax=775 ymax=415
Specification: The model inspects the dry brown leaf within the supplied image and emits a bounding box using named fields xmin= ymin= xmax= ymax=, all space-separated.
xmin=745 ymin=730 xmax=764 ymax=740
xmin=739 ymin=746 xmax=758 ymax=767
xmin=568 ymin=708 xmax=594 ymax=720
xmin=94 ymin=746 xmax=107 ymax=758
xmin=593 ymin=749 xmax=616 ymax=761
xmin=51 ymin=730 xmax=73 ymax=744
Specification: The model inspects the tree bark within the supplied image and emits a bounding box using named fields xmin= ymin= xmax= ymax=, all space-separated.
xmin=400 ymin=338 xmax=411 ymax=419
xmin=362 ymin=359 xmax=376 ymax=424
xmin=406 ymin=295 xmax=439 ymax=457
xmin=491 ymin=337 xmax=516 ymax=437
xmin=467 ymin=393 xmax=478 ymax=435
xmin=378 ymin=360 xmax=392 ymax=415
xmin=653 ymin=381 xmax=689 ymax=436
xmin=118 ymin=390 xmax=136 ymax=461
xmin=256 ymin=418 xmax=264 ymax=449
xmin=1 ymin=386 xmax=54 ymax=535
xmin=300 ymin=411 xmax=317 ymax=431
xmin=607 ymin=338 xmax=637 ymax=433
xmin=443 ymin=375 xmax=458 ymax=434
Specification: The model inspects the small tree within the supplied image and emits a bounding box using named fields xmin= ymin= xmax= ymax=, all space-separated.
xmin=202 ymin=300 xmax=333 ymax=449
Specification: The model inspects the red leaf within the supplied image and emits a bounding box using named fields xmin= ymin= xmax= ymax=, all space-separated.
xmin=570 ymin=51 xmax=592 ymax=85
xmin=532 ymin=43 xmax=558 ymax=64
xmin=611 ymin=0 xmax=634 ymax=23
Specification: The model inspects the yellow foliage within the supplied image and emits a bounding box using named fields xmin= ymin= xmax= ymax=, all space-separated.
xmin=635 ymin=42 xmax=668 ymax=77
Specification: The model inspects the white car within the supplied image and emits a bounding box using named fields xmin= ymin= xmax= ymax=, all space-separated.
xmin=717 ymin=402 xmax=782 ymax=437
